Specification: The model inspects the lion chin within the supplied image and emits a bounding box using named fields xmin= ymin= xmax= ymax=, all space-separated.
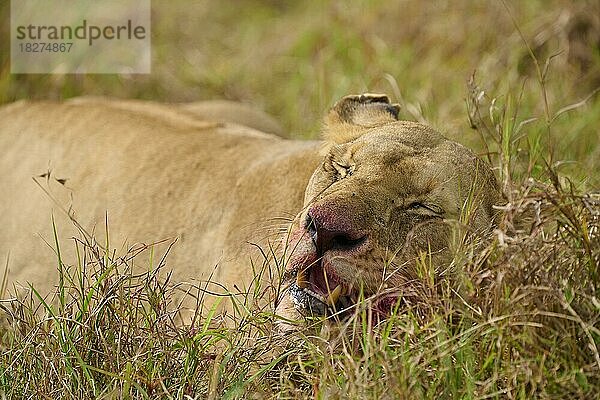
xmin=0 ymin=94 xmax=501 ymax=330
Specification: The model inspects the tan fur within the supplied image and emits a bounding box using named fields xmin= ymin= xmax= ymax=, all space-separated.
xmin=0 ymin=94 xmax=501 ymax=326
xmin=180 ymin=100 xmax=285 ymax=137
xmin=0 ymin=98 xmax=319 ymax=305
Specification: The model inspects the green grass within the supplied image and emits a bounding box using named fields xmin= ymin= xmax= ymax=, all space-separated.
xmin=1 ymin=189 xmax=598 ymax=398
xmin=0 ymin=1 xmax=599 ymax=398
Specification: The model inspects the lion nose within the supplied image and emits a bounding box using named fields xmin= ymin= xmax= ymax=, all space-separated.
xmin=306 ymin=208 xmax=367 ymax=254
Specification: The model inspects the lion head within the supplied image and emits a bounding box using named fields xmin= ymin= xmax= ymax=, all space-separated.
xmin=275 ymin=94 xmax=501 ymax=326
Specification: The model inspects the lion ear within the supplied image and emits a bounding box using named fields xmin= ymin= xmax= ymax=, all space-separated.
xmin=323 ymin=93 xmax=400 ymax=144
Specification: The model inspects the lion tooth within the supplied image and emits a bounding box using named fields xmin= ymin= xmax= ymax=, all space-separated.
xmin=347 ymin=283 xmax=354 ymax=296
xmin=327 ymin=285 xmax=342 ymax=307
xmin=340 ymin=284 xmax=349 ymax=296
xmin=296 ymin=270 xmax=309 ymax=288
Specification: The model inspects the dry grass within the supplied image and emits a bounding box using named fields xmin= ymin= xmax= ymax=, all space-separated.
xmin=0 ymin=165 xmax=597 ymax=398
xmin=1 ymin=0 xmax=599 ymax=398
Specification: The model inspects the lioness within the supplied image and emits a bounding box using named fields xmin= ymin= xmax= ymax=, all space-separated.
xmin=0 ymin=94 xmax=500 ymax=325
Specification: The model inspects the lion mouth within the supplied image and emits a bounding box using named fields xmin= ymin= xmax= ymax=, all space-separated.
xmin=289 ymin=262 xmax=355 ymax=317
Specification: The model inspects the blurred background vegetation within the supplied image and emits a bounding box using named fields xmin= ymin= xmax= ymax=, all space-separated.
xmin=1 ymin=0 xmax=598 ymax=185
